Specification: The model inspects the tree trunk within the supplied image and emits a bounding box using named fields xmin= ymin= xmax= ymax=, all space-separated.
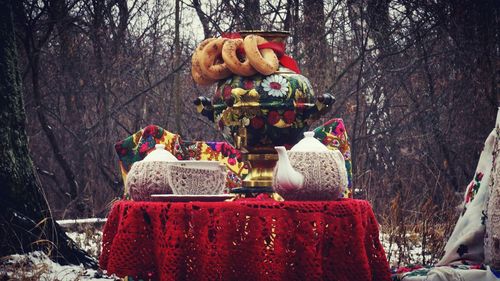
xmin=173 ymin=0 xmax=182 ymax=133
xmin=0 ymin=0 xmax=96 ymax=267
xmin=243 ymin=0 xmax=261 ymax=30
xmin=192 ymin=0 xmax=211 ymax=38
xmin=301 ymin=0 xmax=328 ymax=94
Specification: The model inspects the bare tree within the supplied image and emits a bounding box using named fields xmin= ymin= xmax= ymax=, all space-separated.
xmin=0 ymin=0 xmax=96 ymax=267
xmin=7 ymin=0 xmax=498 ymax=266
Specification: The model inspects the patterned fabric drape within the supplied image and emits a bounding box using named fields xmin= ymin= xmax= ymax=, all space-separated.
xmin=115 ymin=118 xmax=353 ymax=198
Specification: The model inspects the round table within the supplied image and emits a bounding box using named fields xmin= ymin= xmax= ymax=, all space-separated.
xmin=99 ymin=198 xmax=391 ymax=281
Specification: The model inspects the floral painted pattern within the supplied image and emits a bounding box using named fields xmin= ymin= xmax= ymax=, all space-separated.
xmin=464 ymin=172 xmax=484 ymax=204
xmin=261 ymin=74 xmax=289 ymax=97
xmin=212 ymin=67 xmax=317 ymax=150
xmin=313 ymin=118 xmax=353 ymax=198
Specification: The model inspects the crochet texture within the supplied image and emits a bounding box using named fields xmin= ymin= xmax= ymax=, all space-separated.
xmin=100 ymin=199 xmax=390 ymax=281
xmin=126 ymin=161 xmax=173 ymax=200
xmin=273 ymin=151 xmax=348 ymax=200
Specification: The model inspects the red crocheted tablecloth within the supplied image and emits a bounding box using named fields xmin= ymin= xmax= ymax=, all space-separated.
xmin=99 ymin=199 xmax=390 ymax=281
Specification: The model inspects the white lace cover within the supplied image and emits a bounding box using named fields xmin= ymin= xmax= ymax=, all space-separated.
xmin=273 ymin=151 xmax=348 ymax=200
xmin=126 ymin=161 xmax=173 ymax=201
xmin=167 ymin=165 xmax=226 ymax=195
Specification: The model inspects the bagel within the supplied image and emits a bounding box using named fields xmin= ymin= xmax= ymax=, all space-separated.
xmin=221 ymin=38 xmax=257 ymax=77
xmin=191 ymin=38 xmax=217 ymax=86
xmin=243 ymin=35 xmax=279 ymax=75
xmin=199 ymin=38 xmax=232 ymax=80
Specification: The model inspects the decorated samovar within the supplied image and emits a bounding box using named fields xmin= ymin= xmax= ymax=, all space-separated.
xmin=193 ymin=30 xmax=334 ymax=193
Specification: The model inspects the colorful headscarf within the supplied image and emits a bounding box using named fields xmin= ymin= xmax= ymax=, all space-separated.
xmin=115 ymin=119 xmax=353 ymax=198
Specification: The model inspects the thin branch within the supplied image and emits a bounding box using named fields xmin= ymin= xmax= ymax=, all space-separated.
xmin=85 ymin=58 xmax=188 ymax=134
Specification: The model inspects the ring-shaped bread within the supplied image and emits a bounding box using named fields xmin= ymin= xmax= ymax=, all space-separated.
xmin=221 ymin=38 xmax=257 ymax=77
xmin=199 ymin=38 xmax=232 ymax=80
xmin=243 ymin=35 xmax=279 ymax=75
xmin=191 ymin=38 xmax=217 ymax=86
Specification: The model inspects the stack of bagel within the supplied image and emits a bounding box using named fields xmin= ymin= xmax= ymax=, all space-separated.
xmin=191 ymin=35 xmax=280 ymax=86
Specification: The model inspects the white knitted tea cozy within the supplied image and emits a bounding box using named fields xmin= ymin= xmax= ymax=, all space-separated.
xmin=273 ymin=132 xmax=348 ymax=200
xmin=126 ymin=144 xmax=178 ymax=201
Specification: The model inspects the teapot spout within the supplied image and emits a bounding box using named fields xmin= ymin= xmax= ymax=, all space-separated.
xmin=274 ymin=146 xmax=304 ymax=190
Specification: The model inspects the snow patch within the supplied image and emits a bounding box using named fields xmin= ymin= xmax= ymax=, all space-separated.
xmin=381 ymin=232 xmax=432 ymax=268
xmin=0 ymin=251 xmax=116 ymax=280
xmin=67 ymin=230 xmax=103 ymax=258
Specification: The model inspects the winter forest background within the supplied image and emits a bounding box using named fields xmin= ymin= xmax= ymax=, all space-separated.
xmin=10 ymin=0 xmax=499 ymax=266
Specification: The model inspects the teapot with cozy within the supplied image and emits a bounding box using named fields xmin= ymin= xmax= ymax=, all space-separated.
xmin=126 ymin=144 xmax=178 ymax=200
xmin=273 ymin=131 xmax=348 ymax=200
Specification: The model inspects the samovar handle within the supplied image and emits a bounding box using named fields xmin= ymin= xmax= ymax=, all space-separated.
xmin=193 ymin=96 xmax=215 ymax=122
xmin=305 ymin=93 xmax=335 ymax=118
xmin=317 ymin=93 xmax=335 ymax=108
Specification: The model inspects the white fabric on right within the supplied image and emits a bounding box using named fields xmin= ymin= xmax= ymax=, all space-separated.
xmin=485 ymin=109 xmax=500 ymax=269
xmin=437 ymin=129 xmax=495 ymax=266
xmin=426 ymin=266 xmax=499 ymax=281
xmin=402 ymin=266 xmax=500 ymax=281
xmin=400 ymin=108 xmax=500 ymax=281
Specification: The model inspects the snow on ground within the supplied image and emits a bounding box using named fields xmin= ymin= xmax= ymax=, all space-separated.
xmin=0 ymin=220 xmax=118 ymax=280
xmin=380 ymin=232 xmax=433 ymax=269
xmin=66 ymin=229 xmax=103 ymax=259
xmin=0 ymin=219 xmax=429 ymax=279
xmin=0 ymin=251 xmax=117 ymax=281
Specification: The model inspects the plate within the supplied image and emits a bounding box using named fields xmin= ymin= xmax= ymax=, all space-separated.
xmin=150 ymin=194 xmax=235 ymax=202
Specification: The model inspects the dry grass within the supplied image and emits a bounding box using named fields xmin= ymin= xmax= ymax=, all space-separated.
xmin=0 ymin=254 xmax=47 ymax=280
xmin=375 ymin=191 xmax=460 ymax=268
